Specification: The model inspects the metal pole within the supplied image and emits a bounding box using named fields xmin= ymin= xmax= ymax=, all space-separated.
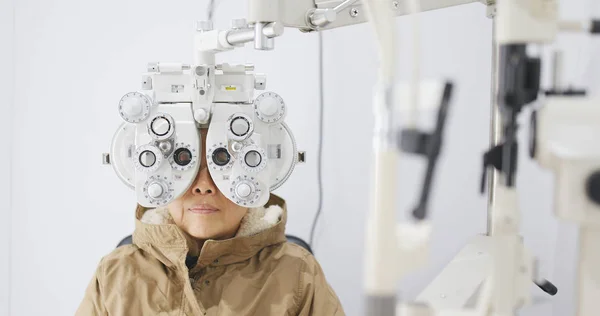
xmin=487 ymin=16 xmax=502 ymax=235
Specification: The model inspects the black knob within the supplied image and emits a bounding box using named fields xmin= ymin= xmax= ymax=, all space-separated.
xmin=586 ymin=171 xmax=600 ymax=205
xmin=535 ymin=279 xmax=558 ymax=296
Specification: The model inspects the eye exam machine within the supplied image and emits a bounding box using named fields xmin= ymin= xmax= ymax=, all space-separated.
xmin=102 ymin=0 xmax=600 ymax=315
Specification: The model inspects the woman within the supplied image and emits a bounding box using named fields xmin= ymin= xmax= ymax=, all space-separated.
xmin=76 ymin=129 xmax=344 ymax=315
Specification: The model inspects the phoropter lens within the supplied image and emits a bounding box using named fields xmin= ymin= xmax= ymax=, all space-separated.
xmin=139 ymin=150 xmax=157 ymax=167
xmin=230 ymin=117 xmax=250 ymax=136
xmin=173 ymin=148 xmax=192 ymax=166
xmin=212 ymin=148 xmax=231 ymax=166
xmin=244 ymin=150 xmax=262 ymax=168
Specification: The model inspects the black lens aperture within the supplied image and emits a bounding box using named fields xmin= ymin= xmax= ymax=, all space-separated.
xmin=173 ymin=148 xmax=192 ymax=166
xmin=212 ymin=148 xmax=231 ymax=166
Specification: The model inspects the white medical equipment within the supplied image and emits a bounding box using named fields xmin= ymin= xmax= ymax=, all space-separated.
xmin=101 ymin=0 xmax=600 ymax=314
xmin=529 ymin=94 xmax=600 ymax=316
xmin=103 ymin=22 xmax=301 ymax=208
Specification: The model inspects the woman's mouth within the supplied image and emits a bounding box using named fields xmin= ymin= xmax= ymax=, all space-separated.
xmin=188 ymin=204 xmax=219 ymax=214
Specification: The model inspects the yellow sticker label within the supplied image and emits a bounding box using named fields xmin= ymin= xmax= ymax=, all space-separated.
xmin=225 ymin=86 xmax=237 ymax=91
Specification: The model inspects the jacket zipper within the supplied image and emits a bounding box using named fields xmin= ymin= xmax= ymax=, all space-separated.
xmin=182 ymin=266 xmax=205 ymax=315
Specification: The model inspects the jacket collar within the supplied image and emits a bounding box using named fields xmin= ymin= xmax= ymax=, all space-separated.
xmin=132 ymin=194 xmax=288 ymax=270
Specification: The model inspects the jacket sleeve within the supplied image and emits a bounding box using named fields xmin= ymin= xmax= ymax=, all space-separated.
xmin=75 ymin=259 xmax=108 ymax=316
xmin=296 ymin=254 xmax=345 ymax=316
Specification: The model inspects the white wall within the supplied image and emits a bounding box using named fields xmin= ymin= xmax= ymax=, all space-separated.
xmin=0 ymin=0 xmax=14 ymax=315
xmin=10 ymin=0 xmax=599 ymax=315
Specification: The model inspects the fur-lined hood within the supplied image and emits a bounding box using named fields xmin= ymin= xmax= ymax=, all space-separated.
xmin=76 ymin=193 xmax=346 ymax=316
xmin=132 ymin=194 xmax=288 ymax=270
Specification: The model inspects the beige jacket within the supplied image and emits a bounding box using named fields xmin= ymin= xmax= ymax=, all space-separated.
xmin=76 ymin=194 xmax=344 ymax=316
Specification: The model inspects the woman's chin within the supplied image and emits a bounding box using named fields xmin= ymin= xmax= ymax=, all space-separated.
xmin=184 ymin=223 xmax=222 ymax=240
xmin=187 ymin=229 xmax=216 ymax=240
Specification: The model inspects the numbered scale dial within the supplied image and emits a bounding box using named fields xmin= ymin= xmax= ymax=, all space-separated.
xmin=169 ymin=142 xmax=198 ymax=171
xmin=227 ymin=113 xmax=254 ymax=141
xmin=229 ymin=175 xmax=262 ymax=206
xmin=241 ymin=145 xmax=268 ymax=173
xmin=133 ymin=144 xmax=163 ymax=173
xmin=207 ymin=142 xmax=236 ymax=171
xmin=143 ymin=175 xmax=174 ymax=206
xmin=253 ymin=92 xmax=286 ymax=124
xmin=148 ymin=113 xmax=175 ymax=141
xmin=119 ymin=92 xmax=152 ymax=123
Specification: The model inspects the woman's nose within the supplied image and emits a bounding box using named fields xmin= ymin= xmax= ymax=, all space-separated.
xmin=191 ymin=168 xmax=217 ymax=196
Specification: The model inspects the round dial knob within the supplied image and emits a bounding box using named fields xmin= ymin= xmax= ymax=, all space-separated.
xmin=194 ymin=108 xmax=209 ymax=123
xmin=139 ymin=150 xmax=157 ymax=167
xmin=245 ymin=150 xmax=262 ymax=168
xmin=241 ymin=146 xmax=268 ymax=173
xmin=232 ymin=117 xmax=250 ymax=136
xmin=119 ymin=92 xmax=152 ymax=123
xmin=143 ymin=175 xmax=174 ymax=206
xmin=134 ymin=144 xmax=163 ymax=173
xmin=236 ymin=183 xmax=253 ymax=198
xmin=227 ymin=114 xmax=254 ymax=141
xmin=147 ymin=113 xmax=175 ymax=141
xmin=147 ymin=182 xmax=165 ymax=198
xmin=231 ymin=141 xmax=244 ymax=153
xmin=151 ymin=117 xmax=171 ymax=136
xmin=123 ymin=98 xmax=142 ymax=116
xmin=230 ymin=176 xmax=261 ymax=205
xmin=259 ymin=98 xmax=278 ymax=116
xmin=254 ymin=92 xmax=286 ymax=124
xmin=158 ymin=141 xmax=172 ymax=153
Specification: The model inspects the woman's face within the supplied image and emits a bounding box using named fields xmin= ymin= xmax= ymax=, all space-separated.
xmin=167 ymin=129 xmax=248 ymax=240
